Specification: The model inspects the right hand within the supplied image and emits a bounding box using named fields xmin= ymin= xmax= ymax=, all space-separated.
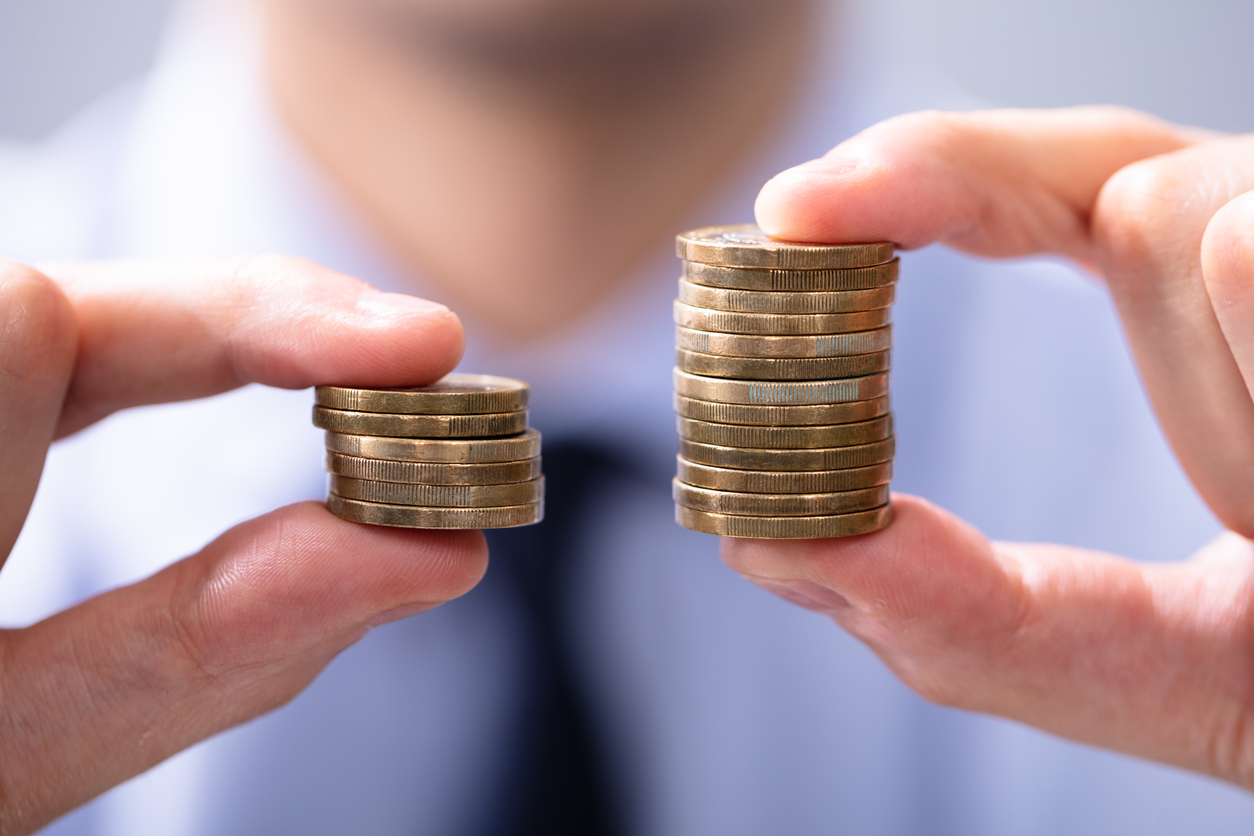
xmin=724 ymin=106 xmax=1254 ymax=788
xmin=0 ymin=256 xmax=487 ymax=836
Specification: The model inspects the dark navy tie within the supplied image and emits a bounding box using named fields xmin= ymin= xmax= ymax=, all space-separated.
xmin=481 ymin=439 xmax=630 ymax=836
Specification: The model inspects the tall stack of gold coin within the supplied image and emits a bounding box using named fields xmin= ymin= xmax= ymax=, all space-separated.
xmin=672 ymin=225 xmax=897 ymax=538
xmin=314 ymin=374 xmax=544 ymax=529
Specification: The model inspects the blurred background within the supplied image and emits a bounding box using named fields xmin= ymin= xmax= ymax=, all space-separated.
xmin=3 ymin=0 xmax=1253 ymax=140
xmin=5 ymin=2 xmax=1254 ymax=834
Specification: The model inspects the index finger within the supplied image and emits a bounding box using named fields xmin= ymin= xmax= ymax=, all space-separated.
xmin=754 ymin=106 xmax=1199 ymax=259
xmin=754 ymin=108 xmax=1254 ymax=532
xmin=37 ymin=255 xmax=464 ymax=437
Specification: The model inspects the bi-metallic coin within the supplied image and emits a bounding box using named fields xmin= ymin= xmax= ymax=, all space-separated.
xmin=327 ymin=495 xmax=544 ymax=529
xmin=676 ymin=225 xmax=894 ymax=270
xmin=678 ymin=280 xmax=895 ymax=314
xmin=675 ymin=504 xmax=893 ymax=538
xmin=677 ymin=414 xmax=892 ymax=449
xmin=315 ymin=374 xmax=528 ymax=415
xmin=674 ymin=300 xmax=890 ymax=335
xmin=325 ymin=452 xmax=542 ymax=485
xmin=675 ymin=325 xmax=892 ymax=358
xmin=672 ymin=479 xmax=890 ymax=516
xmin=329 ymin=475 xmax=544 ymax=507
xmin=675 ymin=456 xmax=893 ymax=493
xmin=673 ymin=368 xmax=889 ymax=406
xmin=673 ymin=393 xmax=890 ymax=426
xmin=682 ymin=259 xmax=898 ymax=292
xmin=675 ymin=348 xmax=890 ymax=381
xmin=325 ymin=429 xmax=542 ymax=463
xmin=313 ymin=406 xmax=527 ymax=438
xmin=679 ymin=436 xmax=896 ymax=471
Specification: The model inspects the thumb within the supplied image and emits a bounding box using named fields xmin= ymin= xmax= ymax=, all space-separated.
xmin=722 ymin=495 xmax=1254 ymax=787
xmin=0 ymin=262 xmax=76 ymax=562
xmin=0 ymin=502 xmax=487 ymax=834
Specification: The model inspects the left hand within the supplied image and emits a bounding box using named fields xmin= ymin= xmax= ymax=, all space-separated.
xmin=0 ymin=256 xmax=487 ymax=835
xmin=723 ymin=107 xmax=1254 ymax=788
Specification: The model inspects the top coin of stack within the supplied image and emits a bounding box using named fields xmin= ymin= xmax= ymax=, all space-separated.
xmin=672 ymin=224 xmax=896 ymax=539
xmin=314 ymin=374 xmax=544 ymax=529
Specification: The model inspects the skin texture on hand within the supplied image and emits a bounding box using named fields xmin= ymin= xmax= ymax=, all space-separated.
xmin=0 ymin=257 xmax=487 ymax=835
xmin=730 ymin=106 xmax=1254 ymax=788
xmin=724 ymin=499 xmax=1254 ymax=785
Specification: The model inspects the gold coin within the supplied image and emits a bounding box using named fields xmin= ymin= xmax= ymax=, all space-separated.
xmin=676 ymin=456 xmax=893 ymax=493
xmin=327 ymin=494 xmax=544 ymax=529
xmin=677 ymin=414 xmax=892 ymax=449
xmin=674 ymin=393 xmax=890 ymax=426
xmin=674 ymin=301 xmax=890 ymax=335
xmin=673 ymin=368 xmax=890 ymax=405
xmin=676 ymin=225 xmax=894 ymax=270
xmin=673 ymin=479 xmax=890 ymax=516
xmin=325 ymin=429 xmax=542 ymax=463
xmin=683 ymin=259 xmax=898 ymax=291
xmin=676 ymin=348 xmax=890 ymax=381
xmin=675 ymin=325 xmax=892 ymax=358
xmin=675 ymin=504 xmax=894 ymax=538
xmin=315 ymin=374 xmax=528 ymax=414
xmin=679 ymin=436 xmax=895 ymax=471
xmin=678 ymin=280 xmax=895 ymax=314
xmin=329 ymin=475 xmax=544 ymax=507
xmin=313 ymin=406 xmax=527 ymax=438
xmin=326 ymin=452 xmax=542 ymax=485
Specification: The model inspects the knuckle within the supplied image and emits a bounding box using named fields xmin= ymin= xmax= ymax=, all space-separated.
xmin=167 ymin=597 xmax=223 ymax=686
xmin=235 ymin=252 xmax=311 ymax=279
xmin=1064 ymin=103 xmax=1169 ymax=134
xmin=1205 ymin=696 xmax=1254 ymax=788
xmin=159 ymin=506 xmax=490 ymax=695
xmin=218 ymin=254 xmax=341 ymax=384
xmin=1236 ymin=714 xmax=1254 ymax=791
xmin=235 ymin=253 xmax=359 ymax=298
xmin=164 ymin=559 xmax=233 ymax=685
xmin=856 ymin=109 xmax=969 ymax=159
xmin=1201 ymin=194 xmax=1254 ymax=298
xmin=1213 ymin=697 xmax=1254 ymax=788
xmin=229 ymin=254 xmax=323 ymax=310
xmin=873 ymin=108 xmax=961 ymax=135
xmin=1218 ymin=595 xmax=1254 ymax=786
xmin=0 ymin=261 xmax=76 ymax=382
xmin=1092 ymin=157 xmax=1195 ymax=285
xmin=160 ymin=510 xmax=312 ymax=686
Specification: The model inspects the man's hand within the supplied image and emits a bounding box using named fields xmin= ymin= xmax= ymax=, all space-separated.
xmin=0 ymin=256 xmax=488 ymax=835
xmin=726 ymin=107 xmax=1254 ymax=787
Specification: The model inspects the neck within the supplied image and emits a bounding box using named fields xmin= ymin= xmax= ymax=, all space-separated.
xmin=264 ymin=0 xmax=814 ymax=341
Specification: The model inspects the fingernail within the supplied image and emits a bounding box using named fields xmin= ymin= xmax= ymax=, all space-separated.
xmin=357 ymin=291 xmax=449 ymax=319
xmin=753 ymin=579 xmax=851 ymax=615
xmin=367 ymin=602 xmax=432 ymax=628
xmin=756 ymin=158 xmax=860 ymax=236
xmin=807 ymin=154 xmax=862 ymax=177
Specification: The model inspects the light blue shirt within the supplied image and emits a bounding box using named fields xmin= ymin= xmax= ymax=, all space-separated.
xmin=1 ymin=1 xmax=1249 ymax=834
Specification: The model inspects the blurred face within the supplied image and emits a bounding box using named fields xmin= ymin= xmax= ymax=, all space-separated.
xmin=299 ymin=0 xmax=787 ymax=81
xmin=264 ymin=0 xmax=814 ymax=335
xmin=312 ymin=0 xmax=773 ymax=29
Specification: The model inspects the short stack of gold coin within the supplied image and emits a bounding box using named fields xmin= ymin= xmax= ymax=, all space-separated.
xmin=672 ymin=224 xmax=896 ymax=538
xmin=314 ymin=374 xmax=544 ymax=529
